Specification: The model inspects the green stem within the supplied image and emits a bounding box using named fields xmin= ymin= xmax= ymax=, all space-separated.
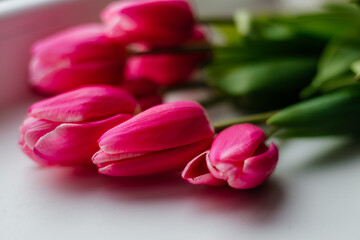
xmin=129 ymin=44 xmax=212 ymax=56
xmin=198 ymin=18 xmax=234 ymax=25
xmin=214 ymin=110 xmax=278 ymax=133
xmin=266 ymin=126 xmax=280 ymax=138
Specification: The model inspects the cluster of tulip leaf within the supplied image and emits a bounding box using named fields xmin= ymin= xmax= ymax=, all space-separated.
xmin=206 ymin=3 xmax=360 ymax=137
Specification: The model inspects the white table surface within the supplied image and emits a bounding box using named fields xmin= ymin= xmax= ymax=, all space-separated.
xmin=1 ymin=93 xmax=360 ymax=240
xmin=1 ymin=0 xmax=359 ymax=239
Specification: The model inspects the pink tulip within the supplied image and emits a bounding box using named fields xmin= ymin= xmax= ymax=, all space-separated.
xmin=182 ymin=124 xmax=279 ymax=189
xmin=29 ymin=24 xmax=126 ymax=95
xmin=19 ymin=85 xmax=139 ymax=166
xmin=125 ymin=26 xmax=210 ymax=86
xmin=93 ymin=101 xmax=214 ymax=176
xmin=101 ymin=0 xmax=195 ymax=47
xmin=119 ymin=79 xmax=163 ymax=110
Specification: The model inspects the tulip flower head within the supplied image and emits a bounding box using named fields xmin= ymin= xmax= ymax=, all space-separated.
xmin=125 ymin=26 xmax=211 ymax=86
xmin=182 ymin=124 xmax=279 ymax=189
xmin=19 ymin=85 xmax=139 ymax=165
xmin=29 ymin=24 xmax=126 ymax=95
xmin=101 ymin=0 xmax=195 ymax=47
xmin=93 ymin=101 xmax=214 ymax=176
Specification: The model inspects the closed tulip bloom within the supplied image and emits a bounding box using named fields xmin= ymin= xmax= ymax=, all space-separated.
xmin=182 ymin=124 xmax=279 ymax=189
xmin=93 ymin=101 xmax=214 ymax=176
xmin=125 ymin=26 xmax=210 ymax=86
xmin=29 ymin=24 xmax=126 ymax=95
xmin=19 ymin=86 xmax=139 ymax=166
xmin=119 ymin=79 xmax=163 ymax=110
xmin=101 ymin=0 xmax=195 ymax=47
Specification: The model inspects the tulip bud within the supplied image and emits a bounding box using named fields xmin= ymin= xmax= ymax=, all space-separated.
xmin=93 ymin=101 xmax=214 ymax=176
xmin=182 ymin=124 xmax=279 ymax=189
xmin=125 ymin=26 xmax=210 ymax=86
xmin=101 ymin=0 xmax=195 ymax=47
xmin=119 ymin=79 xmax=163 ymax=110
xmin=19 ymin=85 xmax=139 ymax=165
xmin=29 ymin=24 xmax=126 ymax=95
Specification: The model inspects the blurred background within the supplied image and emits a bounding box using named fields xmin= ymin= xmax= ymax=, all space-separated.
xmin=0 ymin=0 xmax=339 ymax=109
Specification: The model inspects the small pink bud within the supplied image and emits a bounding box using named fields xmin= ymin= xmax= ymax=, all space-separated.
xmin=29 ymin=24 xmax=126 ymax=95
xmin=101 ymin=0 xmax=195 ymax=47
xmin=125 ymin=26 xmax=210 ymax=86
xmin=119 ymin=79 xmax=163 ymax=110
xmin=93 ymin=101 xmax=214 ymax=176
xmin=182 ymin=124 xmax=279 ymax=189
xmin=19 ymin=85 xmax=139 ymax=165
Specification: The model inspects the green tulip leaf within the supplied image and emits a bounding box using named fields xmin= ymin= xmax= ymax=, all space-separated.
xmin=208 ymin=57 xmax=317 ymax=111
xmin=302 ymin=29 xmax=360 ymax=97
xmin=268 ymin=86 xmax=360 ymax=136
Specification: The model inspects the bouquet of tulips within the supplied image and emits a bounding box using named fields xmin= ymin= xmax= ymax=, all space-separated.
xmin=19 ymin=0 xmax=360 ymax=190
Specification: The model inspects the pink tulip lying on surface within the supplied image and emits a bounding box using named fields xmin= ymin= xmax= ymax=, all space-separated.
xmin=101 ymin=0 xmax=195 ymax=47
xmin=29 ymin=24 xmax=126 ymax=95
xmin=126 ymin=26 xmax=210 ymax=86
xmin=182 ymin=124 xmax=279 ymax=189
xmin=19 ymin=85 xmax=139 ymax=165
xmin=93 ymin=101 xmax=214 ymax=176
xmin=119 ymin=78 xmax=163 ymax=110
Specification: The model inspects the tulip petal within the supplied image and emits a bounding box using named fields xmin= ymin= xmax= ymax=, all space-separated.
xmin=126 ymin=54 xmax=200 ymax=87
xmin=29 ymin=86 xmax=139 ymax=122
xmin=30 ymin=58 xmax=125 ymax=95
xmin=19 ymin=116 xmax=40 ymax=146
xmin=24 ymin=119 xmax=60 ymax=148
xmin=182 ymin=151 xmax=226 ymax=186
xmin=96 ymin=138 xmax=213 ymax=176
xmin=243 ymin=143 xmax=279 ymax=176
xmin=20 ymin=143 xmax=44 ymax=164
xmin=125 ymin=26 xmax=209 ymax=87
xmin=32 ymin=24 xmax=124 ymax=65
xmin=207 ymin=143 xmax=279 ymax=189
xmin=101 ymin=0 xmax=195 ymax=47
xmin=99 ymin=101 xmax=214 ymax=154
xmin=92 ymin=150 xmax=148 ymax=165
xmin=19 ymin=116 xmax=59 ymax=164
xmin=208 ymin=124 xmax=266 ymax=166
xmin=29 ymin=24 xmax=127 ymax=95
xmin=33 ymin=113 xmax=132 ymax=165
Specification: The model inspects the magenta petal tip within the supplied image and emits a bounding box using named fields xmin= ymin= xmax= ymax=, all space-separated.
xmin=182 ymin=151 xmax=226 ymax=186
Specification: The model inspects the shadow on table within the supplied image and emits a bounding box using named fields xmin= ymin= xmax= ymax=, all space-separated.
xmin=190 ymin=179 xmax=285 ymax=223
xmin=300 ymin=138 xmax=360 ymax=170
xmin=30 ymin=165 xmax=285 ymax=223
